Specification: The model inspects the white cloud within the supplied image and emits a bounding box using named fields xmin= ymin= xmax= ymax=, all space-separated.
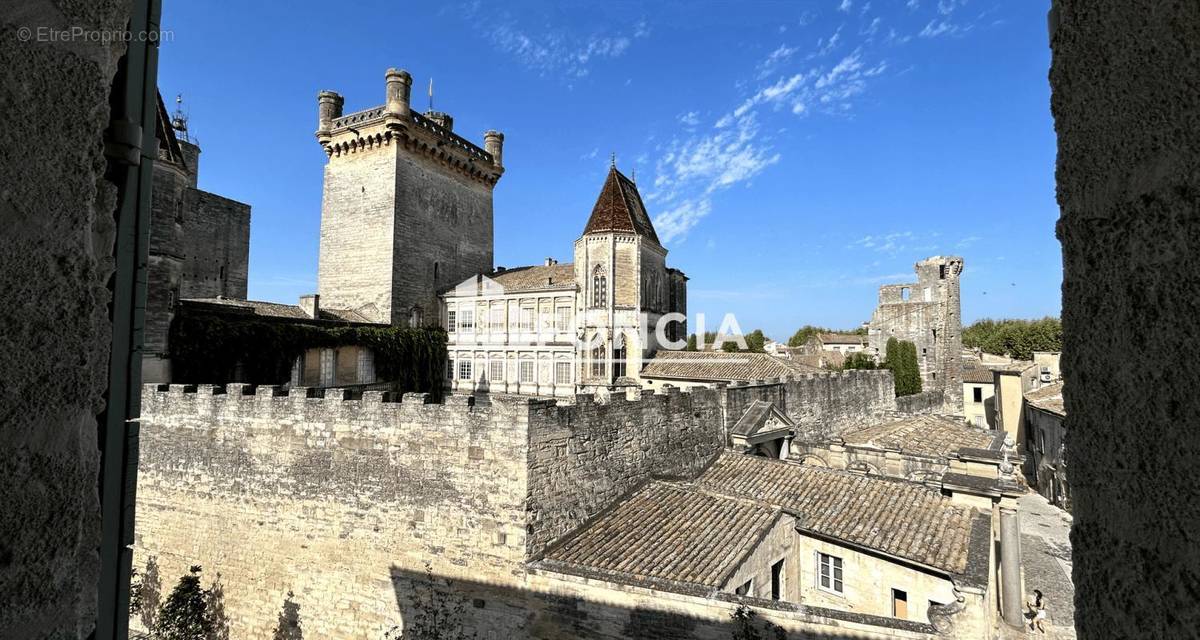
xmin=678 ymin=111 xmax=701 ymax=127
xmin=838 ymin=0 xmax=853 ymax=12
xmin=907 ymin=0 xmax=919 ymax=8
xmin=474 ymin=9 xmax=650 ymax=78
xmin=919 ymin=20 xmax=959 ymax=37
xmin=957 ymin=235 xmax=982 ymax=248
xmin=757 ymin=43 xmax=798 ymax=79
xmin=862 ymin=16 xmax=882 ymax=37
xmin=849 ymin=231 xmax=918 ymax=253
xmin=815 ymin=25 xmax=843 ymax=57
xmin=580 ymin=147 xmax=599 ymax=160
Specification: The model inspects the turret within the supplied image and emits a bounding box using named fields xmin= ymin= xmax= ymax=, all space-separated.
xmin=484 ymin=130 xmax=504 ymax=168
xmin=316 ymin=90 xmax=344 ymax=145
xmin=385 ymin=68 xmax=413 ymax=119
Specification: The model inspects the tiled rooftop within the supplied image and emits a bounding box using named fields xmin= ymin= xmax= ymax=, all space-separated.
xmin=1024 ymin=381 xmax=1065 ymax=417
xmin=820 ymin=333 xmax=865 ymax=345
xmin=961 ymin=367 xmax=996 ymax=384
xmin=840 ymin=414 xmax=998 ymax=458
xmin=697 ymin=453 xmax=977 ymax=574
xmin=640 ymin=351 xmax=820 ymax=382
xmin=583 ymin=166 xmax=661 ymax=244
xmin=180 ymin=298 xmax=377 ymax=324
xmin=488 ymin=263 xmax=577 ymax=292
xmin=541 ymin=481 xmax=780 ymax=590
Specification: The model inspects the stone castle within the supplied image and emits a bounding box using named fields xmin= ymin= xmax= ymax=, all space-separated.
xmin=129 ymin=67 xmax=1022 ymax=640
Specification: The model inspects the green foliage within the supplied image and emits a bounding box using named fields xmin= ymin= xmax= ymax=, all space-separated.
xmin=154 ymin=566 xmax=212 ymax=640
xmin=206 ymin=574 xmax=230 ymax=640
xmin=169 ymin=314 xmax=447 ymax=400
xmin=744 ymin=329 xmax=767 ymax=353
xmin=787 ymin=325 xmax=828 ymax=347
xmin=686 ymin=334 xmax=698 ymax=351
xmin=272 ymin=591 xmax=303 ymax=640
xmin=687 ymin=329 xmax=767 ymax=353
xmin=842 ymin=351 xmax=877 ymax=370
xmin=962 ymin=317 xmax=1062 ymax=360
xmin=883 ymin=338 xmax=922 ymax=397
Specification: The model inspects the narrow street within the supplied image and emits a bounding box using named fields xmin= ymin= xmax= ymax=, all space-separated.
xmin=1018 ymin=492 xmax=1075 ymax=639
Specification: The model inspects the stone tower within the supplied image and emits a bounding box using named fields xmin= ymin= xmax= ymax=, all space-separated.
xmin=144 ymin=93 xmax=251 ymax=383
xmin=574 ymin=165 xmax=686 ymax=391
xmin=315 ymin=68 xmax=505 ymax=326
xmin=867 ymin=256 xmax=964 ymax=413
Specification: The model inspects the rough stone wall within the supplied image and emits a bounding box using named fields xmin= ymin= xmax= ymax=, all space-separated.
xmin=721 ymin=370 xmax=897 ymax=440
xmin=143 ymin=142 xmax=250 ymax=383
xmin=134 ymin=386 xmax=533 ymax=638
xmin=525 ymin=387 xmax=726 ymax=554
xmin=1050 ymin=3 xmax=1200 ymax=637
xmin=894 ymin=390 xmax=944 ymax=416
xmin=180 ymin=188 xmax=250 ymax=299
xmin=0 ymin=0 xmax=132 ymax=635
xmin=392 ymin=153 xmax=493 ymax=326
xmin=867 ymin=257 xmax=963 ymax=414
xmin=317 ymin=145 xmax=398 ymax=323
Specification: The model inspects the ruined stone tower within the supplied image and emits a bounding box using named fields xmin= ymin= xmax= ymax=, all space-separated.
xmin=867 ymin=256 xmax=964 ymax=413
xmin=315 ymin=68 xmax=504 ymax=326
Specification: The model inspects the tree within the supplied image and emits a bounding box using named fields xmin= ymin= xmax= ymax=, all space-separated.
xmin=154 ymin=566 xmax=213 ymax=640
xmin=273 ymin=591 xmax=303 ymax=640
xmin=883 ymin=338 xmax=922 ymax=397
xmin=206 ymin=573 xmax=230 ymax=640
xmin=744 ymin=329 xmax=767 ymax=353
xmin=787 ymin=325 xmax=828 ymax=348
xmin=686 ymin=334 xmax=697 ymax=351
xmin=843 ymin=351 xmax=876 ymax=370
xmin=962 ymin=317 xmax=1062 ymax=360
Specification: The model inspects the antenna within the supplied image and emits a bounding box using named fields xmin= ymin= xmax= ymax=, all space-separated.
xmin=428 ymin=78 xmax=434 ymax=113
xmin=171 ymin=93 xmax=190 ymax=142
xmin=610 ymin=152 xmax=616 ymax=169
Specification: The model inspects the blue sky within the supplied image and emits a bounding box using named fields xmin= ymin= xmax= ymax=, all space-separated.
xmin=159 ymin=0 xmax=1060 ymax=341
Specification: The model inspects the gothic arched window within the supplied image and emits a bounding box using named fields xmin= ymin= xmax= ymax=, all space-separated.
xmin=591 ymin=265 xmax=607 ymax=308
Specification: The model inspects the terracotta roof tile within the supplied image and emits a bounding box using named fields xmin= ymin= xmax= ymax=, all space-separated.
xmin=582 ymin=167 xmax=660 ymax=244
xmin=180 ymin=298 xmax=379 ymax=324
xmin=820 ymin=333 xmax=866 ymax=345
xmin=640 ymin=351 xmax=820 ymax=383
xmin=542 ymin=482 xmax=780 ymax=589
xmin=961 ymin=367 xmax=996 ymax=384
xmin=1024 ymin=381 xmax=1065 ymax=417
xmin=697 ymin=453 xmax=976 ymax=574
xmin=840 ymin=414 xmax=998 ymax=457
xmin=488 ymin=264 xmax=576 ymax=292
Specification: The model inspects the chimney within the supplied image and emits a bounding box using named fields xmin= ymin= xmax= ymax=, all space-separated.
xmin=299 ymin=294 xmax=320 ymax=320
xmin=385 ymin=68 xmax=413 ymax=119
xmin=316 ymin=90 xmax=344 ymax=140
xmin=484 ymin=130 xmax=504 ymax=168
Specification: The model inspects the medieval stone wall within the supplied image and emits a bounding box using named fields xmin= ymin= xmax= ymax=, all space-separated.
xmin=1050 ymin=2 xmax=1200 ymax=637
xmin=317 ymin=145 xmax=398 ymax=323
xmin=391 ymin=152 xmax=494 ymax=326
xmin=525 ymin=387 xmax=726 ymax=554
xmin=180 ymin=189 xmax=250 ymax=300
xmin=133 ymin=386 xmax=534 ymax=637
xmin=720 ymin=370 xmax=898 ymax=440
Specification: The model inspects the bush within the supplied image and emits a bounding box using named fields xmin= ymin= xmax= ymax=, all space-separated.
xmin=843 ymin=352 xmax=876 ymax=370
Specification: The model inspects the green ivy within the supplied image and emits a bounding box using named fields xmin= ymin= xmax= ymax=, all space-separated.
xmin=168 ymin=314 xmax=447 ymax=401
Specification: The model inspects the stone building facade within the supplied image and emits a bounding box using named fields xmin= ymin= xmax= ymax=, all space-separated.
xmin=144 ymin=94 xmax=251 ymax=383
xmin=867 ymin=256 xmax=964 ymax=414
xmin=314 ymin=69 xmax=504 ymax=327
xmin=444 ymin=165 xmax=688 ymax=397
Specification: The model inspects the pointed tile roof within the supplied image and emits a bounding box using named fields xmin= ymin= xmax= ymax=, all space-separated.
xmin=582 ymin=166 xmax=661 ymax=244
